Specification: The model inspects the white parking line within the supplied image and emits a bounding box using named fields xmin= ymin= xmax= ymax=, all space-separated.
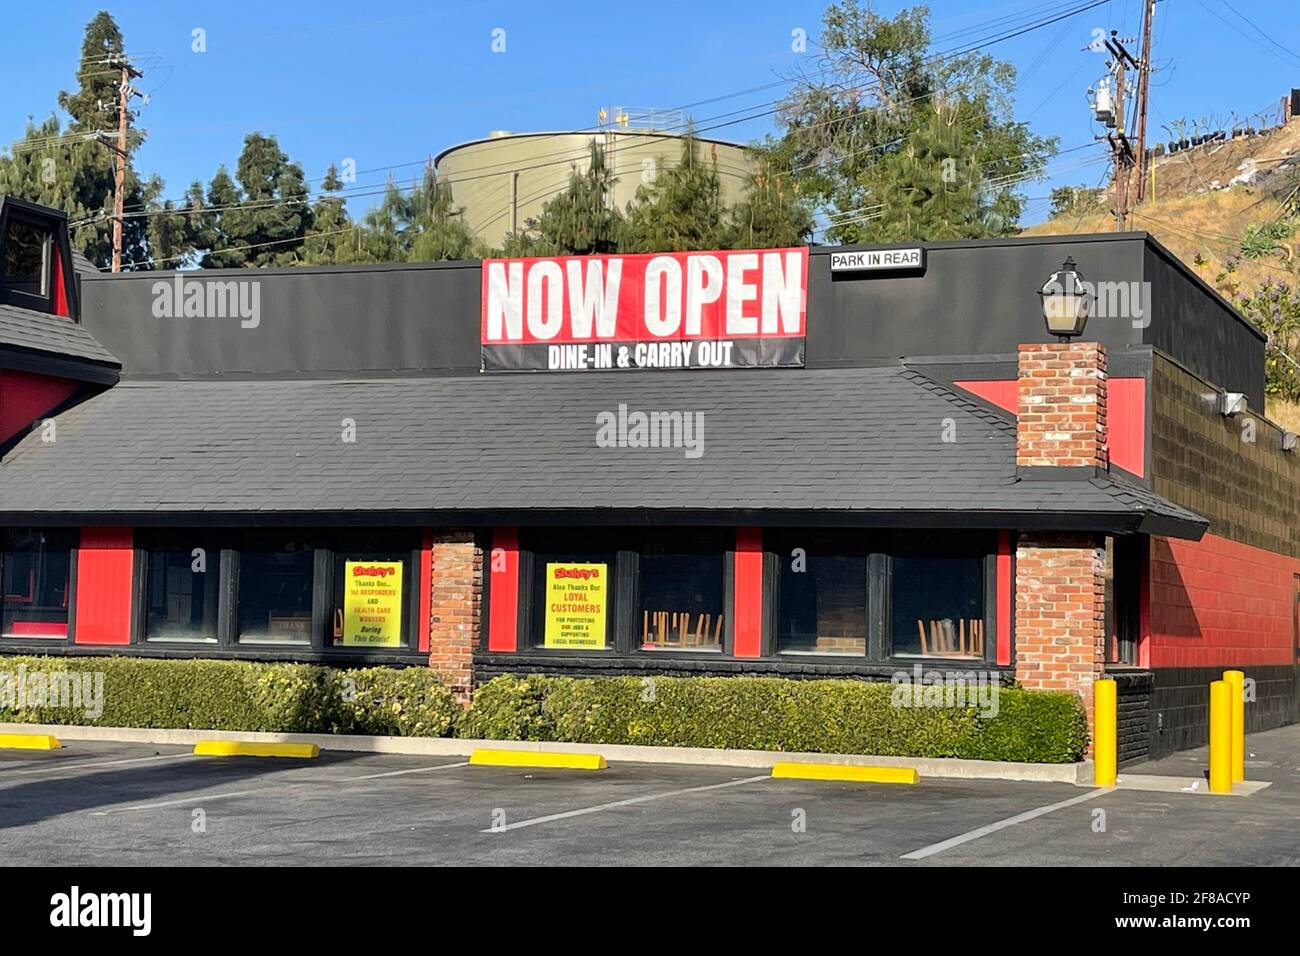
xmin=900 ymin=787 xmax=1114 ymax=860
xmin=482 ymin=774 xmax=771 ymax=833
xmin=344 ymin=761 xmax=469 ymax=781
xmin=4 ymin=753 xmax=198 ymax=776
xmin=91 ymin=788 xmax=266 ymax=815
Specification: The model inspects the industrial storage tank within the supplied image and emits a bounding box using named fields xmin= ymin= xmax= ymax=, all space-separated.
xmin=434 ymin=115 xmax=755 ymax=251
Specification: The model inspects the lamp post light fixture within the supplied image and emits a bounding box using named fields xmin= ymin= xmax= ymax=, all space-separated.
xmin=1038 ymin=256 xmax=1092 ymax=341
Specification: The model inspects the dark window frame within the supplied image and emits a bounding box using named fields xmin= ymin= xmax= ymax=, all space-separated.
xmin=516 ymin=528 xmax=734 ymax=658
xmin=0 ymin=528 xmax=77 ymax=648
xmin=883 ymin=533 xmax=995 ymax=664
xmin=132 ymin=529 xmax=424 ymax=657
xmin=0 ymin=209 xmax=58 ymax=315
xmin=770 ymin=529 xmax=871 ymax=658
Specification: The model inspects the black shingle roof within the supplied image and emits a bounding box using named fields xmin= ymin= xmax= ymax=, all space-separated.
xmin=0 ymin=303 xmax=119 ymax=367
xmin=0 ymin=365 xmax=1205 ymax=536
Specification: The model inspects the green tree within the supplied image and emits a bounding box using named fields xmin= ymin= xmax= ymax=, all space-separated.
xmin=505 ymin=141 xmax=625 ymax=257
xmin=623 ymin=133 xmax=728 ymax=252
xmin=1237 ymin=281 xmax=1300 ymax=400
xmin=727 ymin=142 xmax=814 ymax=248
xmin=301 ymin=164 xmax=354 ymax=264
xmin=202 ymin=133 xmax=312 ymax=267
xmin=0 ymin=12 xmax=157 ymax=268
xmin=405 ymin=163 xmax=480 ymax=262
xmin=778 ymin=1 xmax=1056 ymax=243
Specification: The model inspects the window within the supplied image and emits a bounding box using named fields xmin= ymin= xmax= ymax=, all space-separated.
xmin=330 ymin=537 xmax=412 ymax=649
xmin=774 ymin=532 xmax=867 ymax=655
xmin=890 ymin=552 xmax=986 ymax=659
xmin=529 ymin=538 xmax=617 ymax=650
xmin=144 ymin=540 xmax=220 ymax=643
xmin=2 ymin=218 xmax=52 ymax=300
xmin=1104 ymin=536 xmax=1141 ymax=665
xmin=2 ymin=529 xmax=74 ymax=639
xmin=237 ymin=539 xmax=316 ymax=645
xmin=638 ymin=530 xmax=725 ymax=652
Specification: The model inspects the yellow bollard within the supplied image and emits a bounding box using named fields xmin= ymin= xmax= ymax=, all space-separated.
xmin=1208 ymin=680 xmax=1233 ymax=794
xmin=1093 ymin=678 xmax=1117 ymax=787
xmin=1223 ymin=670 xmax=1245 ymax=783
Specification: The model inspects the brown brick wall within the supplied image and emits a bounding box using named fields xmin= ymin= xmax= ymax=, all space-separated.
xmin=1151 ymin=354 xmax=1300 ymax=557
xmin=428 ymin=530 xmax=482 ymax=701
xmin=1014 ymin=533 xmax=1106 ymax=730
xmin=1017 ymin=342 xmax=1108 ymax=468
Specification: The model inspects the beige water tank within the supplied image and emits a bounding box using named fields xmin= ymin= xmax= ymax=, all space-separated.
xmin=434 ymin=130 xmax=755 ymax=251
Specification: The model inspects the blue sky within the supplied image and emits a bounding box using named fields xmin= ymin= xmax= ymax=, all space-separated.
xmin=3 ymin=0 xmax=1299 ymax=231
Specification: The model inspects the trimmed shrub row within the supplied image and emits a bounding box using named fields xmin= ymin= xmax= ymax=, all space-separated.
xmin=0 ymin=658 xmax=1088 ymax=762
xmin=459 ymin=675 xmax=1089 ymax=763
xmin=0 ymin=657 xmax=457 ymax=737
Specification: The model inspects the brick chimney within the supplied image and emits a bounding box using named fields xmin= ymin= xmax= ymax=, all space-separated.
xmin=1013 ymin=341 xmax=1108 ymax=742
xmin=1016 ymin=341 xmax=1108 ymax=470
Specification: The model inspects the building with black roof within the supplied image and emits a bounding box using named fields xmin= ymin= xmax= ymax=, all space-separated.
xmin=1 ymin=194 xmax=1295 ymax=762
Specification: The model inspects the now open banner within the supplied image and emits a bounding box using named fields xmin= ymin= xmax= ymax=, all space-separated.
xmin=480 ymin=247 xmax=808 ymax=372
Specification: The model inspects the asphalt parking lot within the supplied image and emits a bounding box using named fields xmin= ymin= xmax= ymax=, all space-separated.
xmin=2 ymin=725 xmax=1298 ymax=866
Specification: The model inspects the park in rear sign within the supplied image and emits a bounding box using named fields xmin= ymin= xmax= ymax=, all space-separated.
xmin=830 ymin=247 xmax=926 ymax=273
xmin=480 ymin=247 xmax=808 ymax=372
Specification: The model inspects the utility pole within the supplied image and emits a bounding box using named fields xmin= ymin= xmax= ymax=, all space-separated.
xmin=1133 ymin=0 xmax=1157 ymax=203
xmin=1101 ymin=31 xmax=1139 ymax=230
xmin=108 ymin=55 xmax=143 ymax=272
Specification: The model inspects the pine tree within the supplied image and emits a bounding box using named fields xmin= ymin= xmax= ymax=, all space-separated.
xmin=301 ymin=164 xmax=353 ymax=264
xmin=0 ymin=12 xmax=156 ymax=268
xmin=506 ymin=141 xmax=624 ymax=257
xmin=622 ymin=133 xmax=728 ymax=253
xmin=406 ymin=163 xmax=480 ymax=262
xmin=727 ymin=143 xmax=814 ymax=248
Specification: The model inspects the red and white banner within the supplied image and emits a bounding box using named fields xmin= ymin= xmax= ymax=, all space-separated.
xmin=480 ymin=247 xmax=808 ymax=372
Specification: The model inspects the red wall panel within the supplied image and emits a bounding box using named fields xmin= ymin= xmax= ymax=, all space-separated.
xmin=1148 ymin=532 xmax=1299 ymax=668
xmin=418 ymin=530 xmax=432 ymax=653
xmin=74 ymin=527 xmax=134 ymax=645
xmin=996 ymin=530 xmax=1012 ymax=666
xmin=487 ymin=527 xmax=519 ymax=652
xmin=0 ymin=370 xmax=79 ymax=444
xmin=954 ymin=376 xmax=1146 ymax=476
xmin=733 ymin=527 xmax=763 ymax=657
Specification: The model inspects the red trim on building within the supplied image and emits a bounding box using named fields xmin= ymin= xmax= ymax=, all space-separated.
xmin=733 ymin=527 xmax=763 ymax=658
xmin=487 ymin=527 xmax=519 ymax=652
xmin=418 ymin=529 xmax=433 ymax=653
xmin=1148 ymin=532 xmax=1300 ymax=668
xmin=52 ymin=248 xmax=70 ymax=317
xmin=10 ymin=622 xmax=66 ymax=637
xmin=954 ymin=376 xmax=1146 ymax=476
xmin=996 ymin=530 xmax=1012 ymax=666
xmin=0 ymin=370 xmax=78 ymax=444
xmin=73 ymin=527 xmax=133 ymax=645
xmin=954 ymin=379 xmax=1018 ymax=414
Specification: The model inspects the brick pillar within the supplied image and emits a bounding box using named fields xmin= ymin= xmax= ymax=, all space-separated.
xmin=428 ymin=531 xmax=482 ymax=703
xmin=1014 ymin=534 xmax=1106 ymax=730
xmin=1017 ymin=341 xmax=1107 ymax=469
xmin=1014 ymin=341 xmax=1109 ymax=738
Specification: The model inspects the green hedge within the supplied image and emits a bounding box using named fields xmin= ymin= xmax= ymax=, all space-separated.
xmin=0 ymin=657 xmax=457 ymax=737
xmin=460 ymin=675 xmax=1089 ymax=763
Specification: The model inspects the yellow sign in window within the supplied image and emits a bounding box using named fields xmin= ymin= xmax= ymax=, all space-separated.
xmin=544 ymin=562 xmax=607 ymax=649
xmin=342 ymin=561 xmax=403 ymax=647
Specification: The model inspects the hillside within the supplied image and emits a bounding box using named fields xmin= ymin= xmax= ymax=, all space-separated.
xmin=1023 ymin=117 xmax=1300 ymax=429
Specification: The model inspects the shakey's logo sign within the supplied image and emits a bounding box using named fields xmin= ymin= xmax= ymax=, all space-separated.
xmin=480 ymin=247 xmax=808 ymax=372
